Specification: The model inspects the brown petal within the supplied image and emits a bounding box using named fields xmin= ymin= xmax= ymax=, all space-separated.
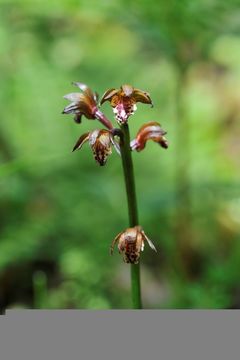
xmin=78 ymin=99 xmax=97 ymax=119
xmin=74 ymin=114 xmax=82 ymax=123
xmin=110 ymin=231 xmax=124 ymax=255
xmin=72 ymin=82 xmax=97 ymax=104
xmin=158 ymin=137 xmax=169 ymax=149
xmin=132 ymin=89 xmax=153 ymax=106
xmin=100 ymin=88 xmax=119 ymax=105
xmin=72 ymin=132 xmax=90 ymax=152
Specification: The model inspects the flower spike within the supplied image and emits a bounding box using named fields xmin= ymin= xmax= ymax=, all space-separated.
xmin=100 ymin=84 xmax=153 ymax=124
xmin=131 ymin=122 xmax=169 ymax=152
xmin=73 ymin=129 xmax=120 ymax=166
xmin=110 ymin=225 xmax=156 ymax=264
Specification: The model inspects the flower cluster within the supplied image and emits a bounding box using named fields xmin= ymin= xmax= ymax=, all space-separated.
xmin=62 ymin=82 xmax=169 ymax=262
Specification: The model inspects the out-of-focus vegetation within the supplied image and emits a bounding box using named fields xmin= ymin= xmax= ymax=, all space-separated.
xmin=0 ymin=0 xmax=240 ymax=310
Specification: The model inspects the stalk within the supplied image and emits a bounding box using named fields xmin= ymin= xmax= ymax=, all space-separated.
xmin=119 ymin=123 xmax=142 ymax=309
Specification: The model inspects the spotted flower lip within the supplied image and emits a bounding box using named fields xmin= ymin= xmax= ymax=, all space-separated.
xmin=130 ymin=122 xmax=169 ymax=152
xmin=62 ymin=82 xmax=100 ymax=124
xmin=72 ymin=129 xmax=120 ymax=166
xmin=110 ymin=225 xmax=156 ymax=264
xmin=100 ymin=84 xmax=153 ymax=124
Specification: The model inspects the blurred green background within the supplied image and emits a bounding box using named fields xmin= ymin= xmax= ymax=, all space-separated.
xmin=0 ymin=0 xmax=240 ymax=310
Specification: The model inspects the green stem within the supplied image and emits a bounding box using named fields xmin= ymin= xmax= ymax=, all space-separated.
xmin=120 ymin=123 xmax=142 ymax=309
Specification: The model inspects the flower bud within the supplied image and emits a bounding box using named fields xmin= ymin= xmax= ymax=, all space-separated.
xmin=110 ymin=225 xmax=156 ymax=264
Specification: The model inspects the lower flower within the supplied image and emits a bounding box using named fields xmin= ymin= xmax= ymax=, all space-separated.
xmin=131 ymin=122 xmax=169 ymax=151
xmin=110 ymin=225 xmax=156 ymax=264
xmin=72 ymin=129 xmax=120 ymax=166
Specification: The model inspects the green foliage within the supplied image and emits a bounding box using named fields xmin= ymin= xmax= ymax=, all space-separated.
xmin=0 ymin=0 xmax=240 ymax=309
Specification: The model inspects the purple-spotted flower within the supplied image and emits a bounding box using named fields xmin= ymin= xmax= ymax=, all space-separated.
xmin=110 ymin=225 xmax=156 ymax=264
xmin=63 ymin=82 xmax=113 ymax=129
xmin=72 ymin=129 xmax=120 ymax=166
xmin=131 ymin=122 xmax=169 ymax=151
xmin=100 ymin=84 xmax=153 ymax=124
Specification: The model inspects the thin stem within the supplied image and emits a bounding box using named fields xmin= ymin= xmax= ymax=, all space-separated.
xmin=119 ymin=123 xmax=142 ymax=309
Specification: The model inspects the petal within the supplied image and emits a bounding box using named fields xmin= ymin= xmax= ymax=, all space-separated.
xmin=72 ymin=82 xmax=97 ymax=103
xmin=110 ymin=231 xmax=123 ymax=255
xmin=88 ymin=130 xmax=100 ymax=146
xmin=89 ymin=130 xmax=112 ymax=166
xmin=100 ymin=88 xmax=119 ymax=105
xmin=132 ymin=89 xmax=153 ymax=106
xmin=92 ymin=143 xmax=112 ymax=166
xmin=141 ymin=122 xmax=167 ymax=135
xmin=98 ymin=131 xmax=112 ymax=147
xmin=158 ymin=136 xmax=169 ymax=149
xmin=110 ymin=136 xmax=121 ymax=155
xmin=94 ymin=91 xmax=99 ymax=102
xmin=74 ymin=114 xmax=82 ymax=123
xmin=72 ymin=132 xmax=90 ymax=152
xmin=130 ymin=139 xmax=138 ymax=151
xmin=141 ymin=230 xmax=157 ymax=252
xmin=72 ymin=82 xmax=88 ymax=91
xmin=121 ymin=84 xmax=134 ymax=97
xmin=63 ymin=93 xmax=82 ymax=102
xmin=62 ymin=102 xmax=80 ymax=114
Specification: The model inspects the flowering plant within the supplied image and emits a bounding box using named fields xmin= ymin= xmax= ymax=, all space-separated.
xmin=62 ymin=83 xmax=168 ymax=308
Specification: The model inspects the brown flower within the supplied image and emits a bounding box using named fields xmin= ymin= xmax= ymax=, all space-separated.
xmin=62 ymin=83 xmax=113 ymax=130
xmin=131 ymin=122 xmax=169 ymax=151
xmin=62 ymin=82 xmax=99 ymax=123
xmin=72 ymin=129 xmax=120 ymax=166
xmin=110 ymin=225 xmax=156 ymax=264
xmin=100 ymin=84 xmax=153 ymax=124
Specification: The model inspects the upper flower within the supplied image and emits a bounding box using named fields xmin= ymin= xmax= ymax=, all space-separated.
xmin=131 ymin=122 xmax=169 ymax=151
xmin=100 ymin=84 xmax=153 ymax=124
xmin=62 ymin=82 xmax=99 ymax=123
xmin=110 ymin=225 xmax=156 ymax=264
xmin=72 ymin=129 xmax=120 ymax=166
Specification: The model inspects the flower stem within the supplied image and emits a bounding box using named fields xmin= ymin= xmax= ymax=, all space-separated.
xmin=120 ymin=123 xmax=142 ymax=309
xmin=96 ymin=110 xmax=114 ymax=130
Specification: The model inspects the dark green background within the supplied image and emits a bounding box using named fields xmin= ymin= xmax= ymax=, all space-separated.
xmin=0 ymin=0 xmax=240 ymax=309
